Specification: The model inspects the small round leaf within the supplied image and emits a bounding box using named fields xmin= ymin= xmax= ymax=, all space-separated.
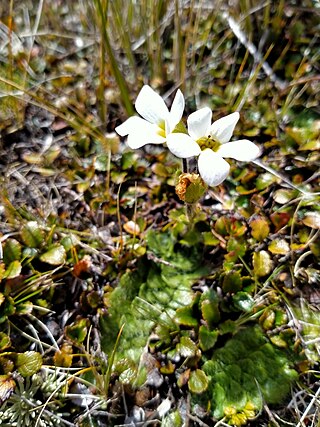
xmin=4 ymin=261 xmax=22 ymax=279
xmin=3 ymin=239 xmax=22 ymax=264
xmin=268 ymin=239 xmax=290 ymax=255
xmin=253 ymin=251 xmax=273 ymax=277
xmin=233 ymin=292 xmax=255 ymax=312
xmin=21 ymin=221 xmax=44 ymax=248
xmin=188 ymin=369 xmax=208 ymax=394
xmin=15 ymin=351 xmax=43 ymax=377
xmin=40 ymin=244 xmax=66 ymax=265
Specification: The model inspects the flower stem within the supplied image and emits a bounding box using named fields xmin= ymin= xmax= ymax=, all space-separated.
xmin=182 ymin=158 xmax=188 ymax=173
xmin=186 ymin=203 xmax=196 ymax=222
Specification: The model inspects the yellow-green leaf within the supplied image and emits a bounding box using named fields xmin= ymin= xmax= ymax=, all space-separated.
xmin=21 ymin=221 xmax=44 ymax=248
xmin=199 ymin=326 xmax=218 ymax=351
xmin=250 ymin=217 xmax=270 ymax=241
xmin=3 ymin=239 xmax=21 ymax=264
xmin=268 ymin=239 xmax=290 ymax=255
xmin=273 ymin=189 xmax=296 ymax=204
xmin=188 ymin=369 xmax=208 ymax=394
xmin=4 ymin=261 xmax=22 ymax=279
xmin=0 ymin=332 xmax=11 ymax=350
xmin=302 ymin=212 xmax=320 ymax=229
xmin=15 ymin=351 xmax=43 ymax=377
xmin=40 ymin=244 xmax=66 ymax=265
xmin=253 ymin=251 xmax=273 ymax=277
xmin=177 ymin=336 xmax=198 ymax=358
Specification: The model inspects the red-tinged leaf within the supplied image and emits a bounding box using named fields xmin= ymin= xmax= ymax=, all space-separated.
xmin=0 ymin=375 xmax=16 ymax=404
xmin=270 ymin=212 xmax=291 ymax=231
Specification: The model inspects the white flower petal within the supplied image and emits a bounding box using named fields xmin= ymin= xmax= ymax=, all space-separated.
xmin=125 ymin=121 xmax=166 ymax=149
xmin=135 ymin=85 xmax=169 ymax=125
xmin=217 ymin=139 xmax=261 ymax=161
xmin=168 ymin=89 xmax=185 ymax=133
xmin=210 ymin=112 xmax=240 ymax=144
xmin=187 ymin=107 xmax=212 ymax=140
xmin=115 ymin=116 xmax=148 ymax=137
xmin=198 ymin=149 xmax=230 ymax=186
xmin=127 ymin=131 xmax=165 ymax=149
xmin=167 ymin=133 xmax=201 ymax=158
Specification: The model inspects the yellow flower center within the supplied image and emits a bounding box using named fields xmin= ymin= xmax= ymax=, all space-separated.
xmin=197 ymin=135 xmax=221 ymax=151
xmin=157 ymin=120 xmax=166 ymax=138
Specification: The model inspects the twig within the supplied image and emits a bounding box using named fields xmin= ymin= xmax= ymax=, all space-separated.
xmin=253 ymin=159 xmax=319 ymax=196
xmin=222 ymin=11 xmax=288 ymax=91
xmin=296 ymin=384 xmax=320 ymax=427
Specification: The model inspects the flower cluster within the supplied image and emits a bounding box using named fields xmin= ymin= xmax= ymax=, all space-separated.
xmin=115 ymin=85 xmax=260 ymax=187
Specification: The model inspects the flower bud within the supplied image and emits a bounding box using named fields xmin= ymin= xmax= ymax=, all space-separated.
xmin=175 ymin=173 xmax=206 ymax=203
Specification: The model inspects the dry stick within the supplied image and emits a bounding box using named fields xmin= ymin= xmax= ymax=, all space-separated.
xmin=222 ymin=11 xmax=288 ymax=92
xmin=296 ymin=384 xmax=320 ymax=427
xmin=229 ymin=19 xmax=320 ymax=200
xmin=252 ymin=159 xmax=320 ymax=196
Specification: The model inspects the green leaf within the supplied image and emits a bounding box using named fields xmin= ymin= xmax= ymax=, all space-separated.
xmin=256 ymin=173 xmax=278 ymax=190
xmin=21 ymin=221 xmax=44 ymax=248
xmin=202 ymin=231 xmax=220 ymax=246
xmin=232 ymin=292 xmax=255 ymax=312
xmin=175 ymin=306 xmax=198 ymax=327
xmin=180 ymin=228 xmax=203 ymax=247
xmin=15 ymin=351 xmax=43 ymax=377
xmin=65 ymin=318 xmax=88 ymax=344
xmin=177 ymin=336 xmax=198 ymax=358
xmin=215 ymin=217 xmax=229 ymax=235
xmin=0 ymin=296 xmax=15 ymax=323
xmin=0 ymin=264 xmax=5 ymax=281
xmin=162 ymin=410 xmax=183 ymax=427
xmin=40 ymin=244 xmax=66 ymax=265
xmin=184 ymin=180 xmax=206 ymax=204
xmin=3 ymin=239 xmax=21 ymax=264
xmin=146 ymin=230 xmax=175 ymax=260
xmin=200 ymin=289 xmax=220 ymax=326
xmin=152 ymin=162 xmax=170 ymax=177
xmin=299 ymin=138 xmax=320 ymax=151
xmin=3 ymin=260 xmax=22 ymax=279
xmin=22 ymin=247 xmax=38 ymax=258
xmin=292 ymin=303 xmax=320 ymax=362
xmin=94 ymin=154 xmax=109 ymax=171
xmin=16 ymin=302 xmax=33 ymax=315
xmin=188 ymin=369 xmax=208 ymax=394
xmin=100 ymin=231 xmax=203 ymax=374
xmin=0 ymin=332 xmax=11 ymax=350
xmin=201 ymin=300 xmax=220 ymax=326
xmin=226 ymin=237 xmax=246 ymax=262
xmin=199 ymin=326 xmax=218 ymax=351
xmin=270 ymin=335 xmax=288 ymax=348
xmin=222 ymin=271 xmax=242 ymax=293
xmin=219 ymin=320 xmax=237 ymax=335
xmin=61 ymin=234 xmax=80 ymax=251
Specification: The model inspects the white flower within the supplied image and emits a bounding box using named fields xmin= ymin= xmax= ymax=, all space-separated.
xmin=166 ymin=108 xmax=261 ymax=186
xmin=115 ymin=85 xmax=185 ymax=149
